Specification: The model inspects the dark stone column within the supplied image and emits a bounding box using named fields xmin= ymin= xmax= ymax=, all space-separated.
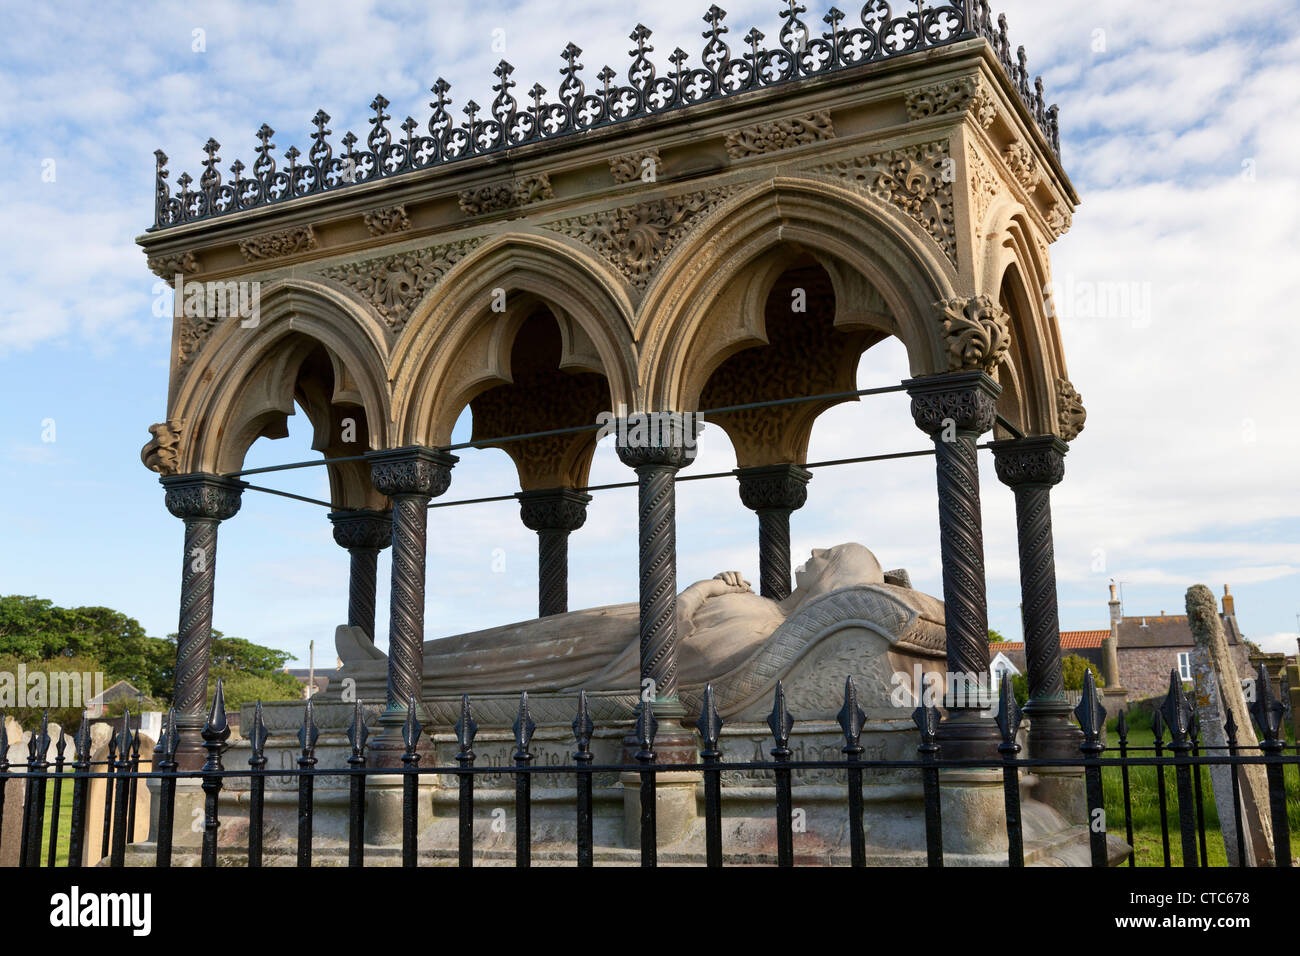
xmin=905 ymin=371 xmax=1001 ymax=758
xmin=990 ymin=436 xmax=1081 ymax=759
xmin=328 ymin=509 xmax=393 ymax=640
xmin=161 ymin=474 xmax=245 ymax=770
xmin=517 ymin=488 xmax=591 ymax=618
xmin=367 ymin=447 xmax=456 ymax=764
xmin=735 ymin=464 xmax=811 ymax=601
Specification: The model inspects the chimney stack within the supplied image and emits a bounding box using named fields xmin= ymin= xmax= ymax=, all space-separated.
xmin=1108 ymin=582 xmax=1122 ymax=626
xmin=1222 ymin=584 xmax=1235 ymax=617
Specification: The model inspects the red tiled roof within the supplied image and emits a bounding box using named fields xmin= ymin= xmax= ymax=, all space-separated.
xmin=989 ymin=630 xmax=1108 ymax=653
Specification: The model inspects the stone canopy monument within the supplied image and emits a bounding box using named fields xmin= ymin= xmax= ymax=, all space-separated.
xmin=135 ymin=0 xmax=1098 ymax=863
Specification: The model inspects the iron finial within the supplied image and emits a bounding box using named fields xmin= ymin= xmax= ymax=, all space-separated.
xmin=767 ymin=681 xmax=794 ymax=756
xmin=1159 ymin=669 xmax=1191 ymax=745
xmin=455 ymin=694 xmax=478 ymax=760
xmin=249 ymin=700 xmax=269 ymax=765
xmin=836 ymin=675 xmax=865 ymax=754
xmin=571 ymin=690 xmax=594 ymax=756
xmin=1073 ymin=669 xmax=1106 ymax=749
xmin=1248 ymin=662 xmax=1284 ymax=744
xmin=995 ymin=671 xmax=1022 ymax=754
xmin=634 ymin=702 xmax=657 ymax=762
xmin=697 ymin=683 xmax=723 ymax=757
xmin=401 ymin=694 xmax=422 ymax=760
xmin=346 ymin=699 xmax=368 ymax=759
xmin=513 ymin=692 xmax=536 ymax=759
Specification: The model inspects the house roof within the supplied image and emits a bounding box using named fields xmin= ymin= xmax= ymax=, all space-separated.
xmin=1061 ymin=630 xmax=1109 ymax=649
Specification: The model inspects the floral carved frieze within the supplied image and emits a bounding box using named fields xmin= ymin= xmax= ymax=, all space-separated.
xmin=543 ymin=186 xmax=742 ymax=290
xmin=725 ymin=110 xmax=835 ymax=159
xmin=936 ymin=295 xmax=1011 ymax=373
xmin=904 ymin=76 xmax=996 ymax=129
xmin=458 ymin=174 xmax=553 ymax=216
xmin=811 ymin=141 xmax=957 ymax=264
xmin=321 ymin=238 xmax=483 ymax=332
xmin=967 ymin=143 xmax=1000 ymax=227
xmin=363 ymin=204 xmax=411 ymax=237
xmin=1046 ymin=201 xmax=1073 ymax=238
xmin=609 ymin=149 xmax=661 ymax=184
xmin=147 ymin=252 xmax=200 ymax=282
xmin=1056 ymin=377 xmax=1086 ymax=441
xmin=1003 ymin=142 xmax=1039 ymax=190
xmin=238 ymin=225 xmax=317 ymax=262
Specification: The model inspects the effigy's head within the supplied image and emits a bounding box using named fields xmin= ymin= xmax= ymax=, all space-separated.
xmin=792 ymin=543 xmax=885 ymax=603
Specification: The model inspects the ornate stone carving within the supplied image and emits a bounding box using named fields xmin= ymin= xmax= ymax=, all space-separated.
xmin=321 ymin=238 xmax=482 ymax=332
xmin=1003 ymin=142 xmax=1039 ymax=190
xmin=458 ymin=174 xmax=553 ymax=216
xmin=329 ymin=509 xmax=393 ymax=550
xmin=811 ymin=142 xmax=957 ymax=263
xmin=724 ymin=110 xmax=835 ymax=159
xmin=363 ymin=204 xmax=411 ymax=236
xmin=991 ymin=436 xmax=1067 ymax=488
xmin=1055 ymin=377 xmax=1086 ymax=441
xmin=238 ymin=225 xmax=317 ymax=262
xmin=518 ymin=489 xmax=591 ymax=533
xmin=1046 ymin=201 xmax=1073 ymax=238
xmin=147 ymin=252 xmax=200 ymax=281
xmin=368 ymin=447 xmax=457 ymax=499
xmin=967 ymin=143 xmax=1000 ymax=227
xmin=904 ymin=77 xmax=996 ymax=129
xmin=937 ymin=295 xmax=1011 ymax=373
xmin=141 ymin=420 xmax=183 ymax=476
xmin=608 ymin=149 xmax=661 ymax=184
xmin=162 ymin=473 xmax=245 ymax=522
xmin=544 ymin=186 xmax=742 ymax=290
xmin=907 ymin=371 xmax=1000 ymax=437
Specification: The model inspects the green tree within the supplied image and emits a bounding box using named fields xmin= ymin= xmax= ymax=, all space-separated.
xmin=1062 ymin=653 xmax=1105 ymax=691
xmin=1011 ymin=673 xmax=1029 ymax=708
xmin=988 ymin=629 xmax=1007 ymax=644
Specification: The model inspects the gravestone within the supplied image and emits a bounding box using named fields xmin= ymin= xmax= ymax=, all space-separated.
xmin=0 ymin=719 xmax=24 ymax=866
xmin=1186 ymin=584 xmax=1274 ymax=866
xmin=1287 ymin=661 xmax=1299 ymax=743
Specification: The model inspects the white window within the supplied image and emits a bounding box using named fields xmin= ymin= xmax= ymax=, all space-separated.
xmin=1177 ymin=652 xmax=1192 ymax=682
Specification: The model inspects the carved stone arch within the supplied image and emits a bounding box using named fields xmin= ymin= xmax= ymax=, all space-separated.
xmin=637 ymin=176 xmax=959 ymax=414
xmin=170 ymin=280 xmax=392 ymax=491
xmin=390 ymin=231 xmax=637 ymax=447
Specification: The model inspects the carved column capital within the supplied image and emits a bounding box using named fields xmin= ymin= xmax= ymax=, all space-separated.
xmin=368 ymin=446 xmax=458 ymax=498
xmin=328 ymin=509 xmax=394 ymax=550
xmin=161 ymin=473 xmax=246 ymax=522
xmin=517 ymin=488 xmax=592 ymax=533
xmin=990 ymin=436 xmax=1068 ymax=489
xmin=735 ymin=464 xmax=811 ymax=512
xmin=936 ymin=295 xmax=1011 ymax=373
xmin=613 ymin=413 xmax=701 ymax=471
xmin=905 ymin=371 xmax=1001 ymax=438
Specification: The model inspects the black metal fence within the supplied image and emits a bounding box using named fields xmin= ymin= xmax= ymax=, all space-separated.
xmin=2 ymin=665 xmax=1295 ymax=868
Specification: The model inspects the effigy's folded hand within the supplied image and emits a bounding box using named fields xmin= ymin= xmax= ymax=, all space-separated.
xmin=712 ymin=571 xmax=752 ymax=591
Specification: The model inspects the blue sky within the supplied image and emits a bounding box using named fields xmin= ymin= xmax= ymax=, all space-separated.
xmin=2 ymin=0 xmax=1298 ymax=670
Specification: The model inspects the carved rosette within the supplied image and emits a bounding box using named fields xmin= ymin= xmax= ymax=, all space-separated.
xmin=736 ymin=464 xmax=812 ymax=602
xmin=1055 ymin=377 xmax=1086 ymax=441
xmin=518 ymin=489 xmax=591 ymax=618
xmin=937 ymin=295 xmax=1011 ymax=373
xmin=363 ymin=204 xmax=411 ymax=236
xmin=458 ymin=174 xmax=553 ymax=216
xmin=609 ymin=149 xmax=661 ymax=184
xmin=724 ymin=110 xmax=835 ymax=159
xmin=1003 ymin=142 xmax=1039 ymax=190
xmin=320 ymin=238 xmax=482 ymax=332
xmin=904 ymin=76 xmax=997 ymax=129
xmin=141 ymin=420 xmax=183 ymax=476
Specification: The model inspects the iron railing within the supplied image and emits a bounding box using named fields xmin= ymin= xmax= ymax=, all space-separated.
xmin=2 ymin=665 xmax=1295 ymax=868
xmin=151 ymin=0 xmax=1060 ymax=231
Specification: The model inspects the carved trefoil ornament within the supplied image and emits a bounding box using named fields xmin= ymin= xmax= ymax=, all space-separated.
xmin=904 ymin=77 xmax=996 ymax=129
xmin=141 ymin=420 xmax=183 ymax=475
xmin=321 ymin=238 xmax=483 ymax=332
xmin=724 ymin=110 xmax=835 ymax=159
xmin=937 ymin=295 xmax=1011 ymax=373
xmin=458 ymin=174 xmax=553 ymax=216
xmin=811 ymin=141 xmax=957 ymax=264
xmin=544 ymin=185 xmax=742 ymax=290
xmin=147 ymin=252 xmax=200 ymax=283
xmin=1003 ymin=142 xmax=1040 ymax=190
xmin=363 ymin=204 xmax=411 ymax=237
xmin=1055 ymin=377 xmax=1086 ymax=441
xmin=609 ymin=149 xmax=661 ymax=184
xmin=238 ymin=225 xmax=317 ymax=262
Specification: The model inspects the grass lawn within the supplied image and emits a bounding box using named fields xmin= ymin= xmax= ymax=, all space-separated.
xmin=1101 ymin=712 xmax=1300 ymax=866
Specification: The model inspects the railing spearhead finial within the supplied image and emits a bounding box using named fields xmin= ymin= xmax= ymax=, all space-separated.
xmin=837 ymin=675 xmax=865 ymax=753
xmin=299 ymin=696 xmax=320 ymax=757
xmin=456 ymin=694 xmax=478 ymax=758
xmin=995 ymin=671 xmax=1022 ymax=751
xmin=1160 ymin=669 xmax=1191 ymax=746
xmin=346 ymin=698 xmax=367 ymax=759
xmin=1249 ymin=662 xmax=1284 ymax=744
xmin=513 ymin=691 xmax=536 ymax=757
xmin=696 ymin=682 xmax=723 ymax=756
xmin=1073 ymin=669 xmax=1106 ymax=750
xmin=767 ymin=680 xmax=794 ymax=755
xmin=249 ymin=700 xmax=269 ymax=764
xmin=571 ymin=690 xmax=594 ymax=756
xmin=401 ymin=694 xmax=422 ymax=761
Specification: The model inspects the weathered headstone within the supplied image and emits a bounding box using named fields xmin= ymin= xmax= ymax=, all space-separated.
xmin=1186 ymin=584 xmax=1274 ymax=866
xmin=0 ymin=719 xmax=24 ymax=866
xmin=1287 ymin=661 xmax=1299 ymax=743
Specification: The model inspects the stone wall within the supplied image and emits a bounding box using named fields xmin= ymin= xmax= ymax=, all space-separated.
xmin=1119 ymin=645 xmax=1253 ymax=704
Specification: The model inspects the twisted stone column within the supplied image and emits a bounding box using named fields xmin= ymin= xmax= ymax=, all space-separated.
xmin=991 ymin=436 xmax=1081 ymax=760
xmin=161 ymin=474 xmax=245 ymax=770
xmin=517 ymin=489 xmax=591 ymax=618
xmin=906 ymin=371 xmax=1001 ymax=758
xmin=615 ymin=420 xmax=696 ymax=719
xmin=328 ymin=509 xmax=393 ymax=640
xmin=368 ymin=447 xmax=456 ymax=764
xmin=736 ymin=464 xmax=811 ymax=601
